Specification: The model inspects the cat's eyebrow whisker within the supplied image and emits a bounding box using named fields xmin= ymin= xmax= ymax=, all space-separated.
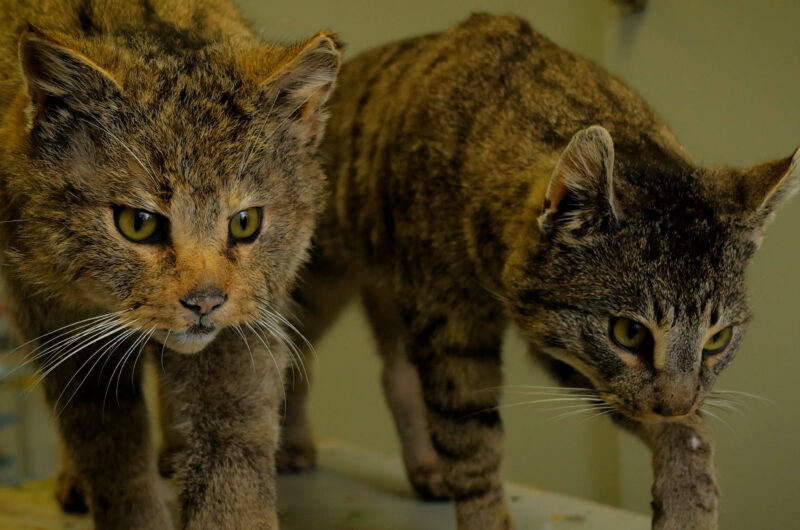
xmin=80 ymin=116 xmax=159 ymax=188
xmin=259 ymin=90 xmax=318 ymax=146
xmin=236 ymin=88 xmax=282 ymax=181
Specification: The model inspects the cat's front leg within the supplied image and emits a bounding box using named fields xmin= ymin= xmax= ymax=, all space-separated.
xmin=161 ymin=329 xmax=286 ymax=529
xmin=408 ymin=314 xmax=511 ymax=530
xmin=637 ymin=415 xmax=719 ymax=530
xmin=43 ymin=352 xmax=171 ymax=529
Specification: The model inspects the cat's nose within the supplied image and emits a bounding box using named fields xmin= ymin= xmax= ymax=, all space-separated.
xmin=180 ymin=291 xmax=227 ymax=316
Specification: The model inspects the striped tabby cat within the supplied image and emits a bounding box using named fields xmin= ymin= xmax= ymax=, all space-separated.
xmin=0 ymin=0 xmax=339 ymax=527
xmin=280 ymin=13 xmax=798 ymax=530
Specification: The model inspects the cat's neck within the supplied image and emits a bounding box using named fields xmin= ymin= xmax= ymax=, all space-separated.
xmin=463 ymin=150 xmax=559 ymax=294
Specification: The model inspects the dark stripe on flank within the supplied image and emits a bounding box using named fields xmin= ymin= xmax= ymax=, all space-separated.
xmin=425 ymin=397 xmax=502 ymax=427
xmin=141 ymin=0 xmax=156 ymax=21
xmin=410 ymin=315 xmax=448 ymax=345
xmin=77 ymin=0 xmax=100 ymax=35
xmin=344 ymin=41 xmax=417 ymax=231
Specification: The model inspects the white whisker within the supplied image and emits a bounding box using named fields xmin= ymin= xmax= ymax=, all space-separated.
xmin=160 ymin=330 xmax=171 ymax=373
xmin=80 ymin=117 xmax=159 ymax=187
xmin=702 ymin=409 xmax=735 ymax=433
xmin=55 ymin=325 xmax=139 ymax=416
xmin=242 ymin=323 xmax=286 ymax=407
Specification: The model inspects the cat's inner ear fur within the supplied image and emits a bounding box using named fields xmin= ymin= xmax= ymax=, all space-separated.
xmin=538 ymin=125 xmax=622 ymax=233
xmin=263 ymin=31 xmax=342 ymax=144
xmin=739 ymin=146 xmax=800 ymax=230
xmin=18 ymin=26 xmax=120 ymax=120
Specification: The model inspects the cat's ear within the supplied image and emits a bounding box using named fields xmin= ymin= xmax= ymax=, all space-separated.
xmin=263 ymin=31 xmax=342 ymax=145
xmin=734 ymin=146 xmax=800 ymax=242
xmin=18 ymin=26 xmax=121 ymax=120
xmin=538 ymin=125 xmax=623 ymax=233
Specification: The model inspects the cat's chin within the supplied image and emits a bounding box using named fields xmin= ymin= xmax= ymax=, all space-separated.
xmin=153 ymin=328 xmax=221 ymax=354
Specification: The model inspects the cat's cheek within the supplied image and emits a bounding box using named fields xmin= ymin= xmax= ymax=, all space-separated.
xmin=71 ymin=276 xmax=128 ymax=311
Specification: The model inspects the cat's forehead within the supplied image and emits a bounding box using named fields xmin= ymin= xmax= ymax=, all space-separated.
xmin=600 ymin=220 xmax=752 ymax=317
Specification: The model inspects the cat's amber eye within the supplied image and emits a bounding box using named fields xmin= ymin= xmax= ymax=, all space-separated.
xmin=114 ymin=207 xmax=162 ymax=243
xmin=609 ymin=317 xmax=652 ymax=354
xmin=703 ymin=326 xmax=733 ymax=356
xmin=229 ymin=207 xmax=262 ymax=242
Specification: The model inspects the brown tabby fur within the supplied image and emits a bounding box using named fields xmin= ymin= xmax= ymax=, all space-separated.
xmin=280 ymin=13 xmax=799 ymax=530
xmin=0 ymin=0 xmax=341 ymax=528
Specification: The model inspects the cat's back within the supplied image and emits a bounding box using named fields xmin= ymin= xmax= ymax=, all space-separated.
xmin=0 ymin=0 xmax=253 ymax=112
xmin=324 ymin=13 xmax=683 ymax=246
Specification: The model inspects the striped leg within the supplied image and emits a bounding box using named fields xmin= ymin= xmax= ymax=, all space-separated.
xmin=362 ymin=286 xmax=449 ymax=500
xmin=408 ymin=315 xmax=511 ymax=530
xmin=43 ymin=351 xmax=170 ymax=530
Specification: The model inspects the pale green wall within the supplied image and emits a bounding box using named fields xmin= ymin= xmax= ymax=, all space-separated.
xmin=237 ymin=2 xmax=800 ymax=528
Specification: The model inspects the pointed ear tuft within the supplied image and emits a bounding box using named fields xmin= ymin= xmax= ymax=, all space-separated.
xmin=264 ymin=31 xmax=342 ymax=145
xmin=18 ymin=26 xmax=120 ymax=111
xmin=750 ymin=146 xmax=800 ymax=213
xmin=729 ymin=145 xmax=800 ymax=244
xmin=538 ymin=125 xmax=621 ymax=233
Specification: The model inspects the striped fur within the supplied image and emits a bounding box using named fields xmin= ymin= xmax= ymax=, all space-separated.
xmin=281 ymin=13 xmax=798 ymax=530
xmin=0 ymin=0 xmax=341 ymax=528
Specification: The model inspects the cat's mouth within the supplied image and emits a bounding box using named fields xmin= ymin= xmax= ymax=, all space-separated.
xmin=187 ymin=323 xmax=215 ymax=335
xmin=152 ymin=325 xmax=221 ymax=354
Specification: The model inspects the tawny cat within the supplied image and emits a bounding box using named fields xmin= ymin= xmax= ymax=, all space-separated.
xmin=279 ymin=13 xmax=799 ymax=530
xmin=0 ymin=0 xmax=340 ymax=528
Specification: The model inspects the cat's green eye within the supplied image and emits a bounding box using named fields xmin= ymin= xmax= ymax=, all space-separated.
xmin=703 ymin=326 xmax=733 ymax=356
xmin=609 ymin=317 xmax=651 ymax=353
xmin=114 ymin=207 xmax=161 ymax=243
xmin=229 ymin=207 xmax=262 ymax=242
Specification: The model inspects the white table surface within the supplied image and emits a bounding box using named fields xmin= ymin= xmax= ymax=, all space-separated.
xmin=0 ymin=439 xmax=650 ymax=529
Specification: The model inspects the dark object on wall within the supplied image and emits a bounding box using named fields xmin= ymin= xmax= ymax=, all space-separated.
xmin=610 ymin=0 xmax=647 ymax=13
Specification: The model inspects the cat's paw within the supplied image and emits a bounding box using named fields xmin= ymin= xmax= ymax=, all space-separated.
xmin=55 ymin=470 xmax=88 ymax=514
xmin=276 ymin=440 xmax=317 ymax=473
xmin=407 ymin=462 xmax=451 ymax=501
